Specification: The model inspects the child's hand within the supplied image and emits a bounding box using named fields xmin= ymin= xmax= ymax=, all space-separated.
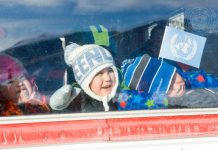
xmin=167 ymin=73 xmax=185 ymax=97
xmin=19 ymin=79 xmax=33 ymax=103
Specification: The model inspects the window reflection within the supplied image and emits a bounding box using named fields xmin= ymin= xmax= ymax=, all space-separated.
xmin=0 ymin=1 xmax=218 ymax=116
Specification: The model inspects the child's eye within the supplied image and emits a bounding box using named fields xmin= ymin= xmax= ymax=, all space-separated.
xmin=96 ymin=72 xmax=103 ymax=76
xmin=96 ymin=68 xmax=113 ymax=76
xmin=108 ymin=68 xmax=113 ymax=73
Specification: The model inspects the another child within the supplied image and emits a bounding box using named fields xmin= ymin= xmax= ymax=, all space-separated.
xmin=115 ymin=54 xmax=179 ymax=110
xmin=117 ymin=54 xmax=218 ymax=110
xmin=0 ymin=54 xmax=50 ymax=116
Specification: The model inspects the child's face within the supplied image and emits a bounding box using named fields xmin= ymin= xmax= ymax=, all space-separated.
xmin=90 ymin=67 xmax=116 ymax=96
xmin=167 ymin=73 xmax=185 ymax=97
xmin=0 ymin=79 xmax=30 ymax=103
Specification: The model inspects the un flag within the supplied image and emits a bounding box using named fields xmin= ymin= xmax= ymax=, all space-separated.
xmin=159 ymin=26 xmax=206 ymax=68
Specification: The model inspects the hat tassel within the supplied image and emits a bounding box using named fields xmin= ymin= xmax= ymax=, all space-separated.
xmin=102 ymin=96 xmax=109 ymax=111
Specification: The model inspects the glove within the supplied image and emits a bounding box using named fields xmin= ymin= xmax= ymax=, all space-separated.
xmin=49 ymin=85 xmax=81 ymax=110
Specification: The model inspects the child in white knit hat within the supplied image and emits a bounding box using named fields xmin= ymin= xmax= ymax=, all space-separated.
xmin=49 ymin=39 xmax=119 ymax=112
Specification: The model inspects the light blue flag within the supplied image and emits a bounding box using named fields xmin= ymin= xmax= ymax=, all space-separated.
xmin=159 ymin=26 xmax=206 ymax=68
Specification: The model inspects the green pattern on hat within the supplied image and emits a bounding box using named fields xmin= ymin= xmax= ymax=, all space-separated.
xmin=89 ymin=25 xmax=109 ymax=46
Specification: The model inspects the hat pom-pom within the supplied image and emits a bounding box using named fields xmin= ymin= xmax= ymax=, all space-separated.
xmin=60 ymin=38 xmax=80 ymax=66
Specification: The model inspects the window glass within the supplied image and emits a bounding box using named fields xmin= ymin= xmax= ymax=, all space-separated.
xmin=0 ymin=0 xmax=218 ymax=116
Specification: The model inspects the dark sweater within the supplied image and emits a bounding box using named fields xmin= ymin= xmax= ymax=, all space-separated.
xmin=53 ymin=90 xmax=117 ymax=113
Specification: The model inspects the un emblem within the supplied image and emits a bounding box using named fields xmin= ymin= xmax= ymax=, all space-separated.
xmin=170 ymin=34 xmax=197 ymax=61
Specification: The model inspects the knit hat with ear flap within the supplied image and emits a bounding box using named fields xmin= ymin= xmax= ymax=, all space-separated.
xmin=63 ymin=41 xmax=119 ymax=111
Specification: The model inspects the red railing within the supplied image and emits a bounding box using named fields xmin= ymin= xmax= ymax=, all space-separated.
xmin=1 ymin=114 xmax=218 ymax=147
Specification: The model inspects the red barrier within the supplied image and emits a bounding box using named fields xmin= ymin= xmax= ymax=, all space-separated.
xmin=1 ymin=114 xmax=218 ymax=147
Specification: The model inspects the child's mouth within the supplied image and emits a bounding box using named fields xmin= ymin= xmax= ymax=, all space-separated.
xmin=102 ymin=85 xmax=112 ymax=89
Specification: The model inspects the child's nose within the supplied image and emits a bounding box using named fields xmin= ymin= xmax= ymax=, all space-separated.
xmin=103 ymin=72 xmax=111 ymax=81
